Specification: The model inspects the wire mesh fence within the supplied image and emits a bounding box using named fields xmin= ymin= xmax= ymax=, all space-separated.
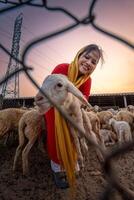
xmin=0 ymin=0 xmax=134 ymax=199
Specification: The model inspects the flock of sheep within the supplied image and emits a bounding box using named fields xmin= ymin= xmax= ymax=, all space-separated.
xmin=0 ymin=74 xmax=134 ymax=178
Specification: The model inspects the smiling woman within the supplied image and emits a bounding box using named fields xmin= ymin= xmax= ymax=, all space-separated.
xmin=36 ymin=44 xmax=104 ymax=189
xmin=78 ymin=44 xmax=104 ymax=76
xmin=78 ymin=51 xmax=99 ymax=76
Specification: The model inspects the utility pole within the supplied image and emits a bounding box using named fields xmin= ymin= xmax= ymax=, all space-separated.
xmin=1 ymin=13 xmax=23 ymax=99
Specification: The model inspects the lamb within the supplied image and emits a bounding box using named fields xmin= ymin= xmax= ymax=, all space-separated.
xmin=109 ymin=118 xmax=132 ymax=146
xmin=114 ymin=110 xmax=134 ymax=132
xmin=0 ymin=108 xmax=27 ymax=144
xmin=13 ymin=108 xmax=46 ymax=175
xmin=127 ymin=105 xmax=134 ymax=114
xmin=35 ymin=74 xmax=103 ymax=167
xmin=82 ymin=110 xmax=100 ymax=140
xmin=81 ymin=109 xmax=117 ymax=152
xmin=63 ymin=96 xmax=103 ymax=166
xmin=107 ymin=108 xmax=118 ymax=115
xmin=35 ymin=74 xmax=92 ymax=115
xmin=81 ymin=108 xmax=104 ymax=162
xmin=97 ymin=110 xmax=113 ymax=130
xmin=82 ymin=104 xmax=101 ymax=113
xmin=91 ymin=105 xmax=102 ymax=113
xmin=59 ymin=93 xmax=88 ymax=168
xmin=99 ymin=129 xmax=117 ymax=147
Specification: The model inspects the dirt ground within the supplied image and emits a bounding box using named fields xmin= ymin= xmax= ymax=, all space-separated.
xmin=0 ymin=140 xmax=134 ymax=200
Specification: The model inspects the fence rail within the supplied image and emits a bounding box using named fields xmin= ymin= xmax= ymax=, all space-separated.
xmin=1 ymin=93 xmax=134 ymax=109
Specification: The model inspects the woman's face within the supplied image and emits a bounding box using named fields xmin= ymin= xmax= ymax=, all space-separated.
xmin=78 ymin=50 xmax=100 ymax=75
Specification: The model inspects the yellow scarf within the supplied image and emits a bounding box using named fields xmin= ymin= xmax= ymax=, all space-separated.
xmin=55 ymin=47 xmax=90 ymax=188
xmin=68 ymin=47 xmax=90 ymax=88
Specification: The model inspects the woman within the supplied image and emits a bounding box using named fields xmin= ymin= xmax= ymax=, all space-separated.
xmin=44 ymin=44 xmax=104 ymax=189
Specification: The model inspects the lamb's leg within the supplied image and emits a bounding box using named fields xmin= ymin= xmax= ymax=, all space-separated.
xmin=3 ymin=132 xmax=10 ymax=145
xmin=79 ymin=137 xmax=88 ymax=156
xmin=100 ymin=136 xmax=106 ymax=148
xmin=13 ymin=146 xmax=23 ymax=171
xmin=97 ymin=130 xmax=107 ymax=151
xmin=124 ymin=130 xmax=132 ymax=143
xmin=118 ymin=130 xmax=123 ymax=146
xmin=13 ymin=136 xmax=25 ymax=172
xmin=90 ymin=130 xmax=105 ymax=162
xmin=0 ymin=124 xmax=10 ymax=145
xmin=9 ymin=131 xmax=16 ymax=145
xmin=37 ymin=130 xmax=47 ymax=153
xmin=76 ymin=113 xmax=89 ymax=156
xmin=70 ymin=126 xmax=84 ymax=169
xmin=5 ymin=131 xmax=15 ymax=146
xmin=22 ymin=136 xmax=37 ymax=175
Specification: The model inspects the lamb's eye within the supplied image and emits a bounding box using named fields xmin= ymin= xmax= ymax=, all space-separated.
xmin=57 ymin=83 xmax=63 ymax=87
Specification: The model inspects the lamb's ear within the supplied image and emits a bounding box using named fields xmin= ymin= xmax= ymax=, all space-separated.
xmin=67 ymin=83 xmax=92 ymax=109
xmin=42 ymin=75 xmax=50 ymax=84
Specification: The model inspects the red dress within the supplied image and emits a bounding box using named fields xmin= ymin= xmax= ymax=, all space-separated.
xmin=45 ymin=63 xmax=91 ymax=163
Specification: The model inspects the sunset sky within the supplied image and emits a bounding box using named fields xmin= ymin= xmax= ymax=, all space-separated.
xmin=0 ymin=0 xmax=134 ymax=97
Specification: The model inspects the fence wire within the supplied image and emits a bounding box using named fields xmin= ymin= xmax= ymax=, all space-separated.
xmin=0 ymin=0 xmax=134 ymax=199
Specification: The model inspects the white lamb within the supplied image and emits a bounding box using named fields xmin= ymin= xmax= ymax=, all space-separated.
xmin=35 ymin=74 xmax=103 ymax=167
xmin=13 ymin=108 xmax=46 ymax=175
xmin=127 ymin=105 xmax=134 ymax=114
xmin=109 ymin=118 xmax=132 ymax=146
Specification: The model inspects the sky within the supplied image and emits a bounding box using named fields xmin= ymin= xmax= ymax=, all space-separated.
xmin=0 ymin=0 xmax=134 ymax=97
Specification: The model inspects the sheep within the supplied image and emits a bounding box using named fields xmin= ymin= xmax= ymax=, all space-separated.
xmin=109 ymin=118 xmax=132 ymax=146
xmin=127 ymin=105 xmax=134 ymax=114
xmin=64 ymin=101 xmax=103 ymax=166
xmin=114 ymin=110 xmax=134 ymax=132
xmin=81 ymin=109 xmax=119 ymax=155
xmin=92 ymin=105 xmax=102 ymax=113
xmin=62 ymin=95 xmax=103 ymax=165
xmin=81 ymin=104 xmax=101 ymax=113
xmin=107 ymin=108 xmax=118 ymax=115
xmin=0 ymin=108 xmax=27 ymax=144
xmin=81 ymin=110 xmax=100 ymax=140
xmin=35 ymin=74 xmax=92 ymax=115
xmin=99 ymin=129 xmax=117 ymax=147
xmin=35 ymin=74 xmax=103 ymax=167
xmin=97 ymin=110 xmax=113 ymax=130
xmin=81 ymin=108 xmax=104 ymax=162
xmin=13 ymin=108 xmax=46 ymax=175
xmin=80 ymin=108 xmax=102 ymax=143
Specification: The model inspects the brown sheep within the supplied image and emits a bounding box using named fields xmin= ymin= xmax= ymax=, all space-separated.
xmin=0 ymin=108 xmax=27 ymax=144
xmin=13 ymin=108 xmax=46 ymax=175
xmin=97 ymin=111 xmax=113 ymax=130
xmin=115 ymin=110 xmax=134 ymax=132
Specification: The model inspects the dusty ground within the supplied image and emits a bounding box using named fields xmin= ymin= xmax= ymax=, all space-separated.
xmin=0 ymin=140 xmax=134 ymax=200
